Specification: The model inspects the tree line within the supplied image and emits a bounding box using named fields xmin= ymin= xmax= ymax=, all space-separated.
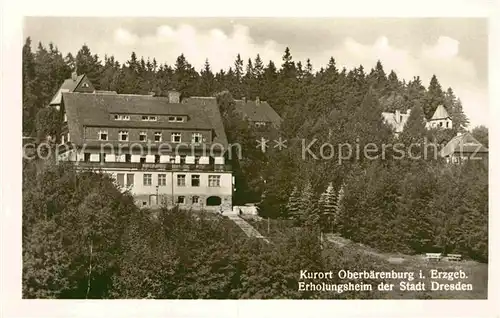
xmin=23 ymin=37 xmax=488 ymax=271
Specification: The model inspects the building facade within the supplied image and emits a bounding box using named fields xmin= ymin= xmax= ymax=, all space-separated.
xmin=426 ymin=105 xmax=453 ymax=129
xmin=54 ymin=74 xmax=233 ymax=211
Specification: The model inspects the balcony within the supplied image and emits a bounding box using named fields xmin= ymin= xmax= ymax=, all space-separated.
xmin=74 ymin=161 xmax=232 ymax=172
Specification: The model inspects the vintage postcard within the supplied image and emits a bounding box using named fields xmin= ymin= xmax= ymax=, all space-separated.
xmin=1 ymin=0 xmax=498 ymax=317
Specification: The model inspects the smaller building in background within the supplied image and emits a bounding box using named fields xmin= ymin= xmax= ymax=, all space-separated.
xmin=381 ymin=109 xmax=411 ymax=134
xmin=440 ymin=132 xmax=488 ymax=164
xmin=234 ymin=97 xmax=282 ymax=131
xmin=49 ymin=72 xmax=95 ymax=110
xmin=426 ymin=105 xmax=453 ymax=129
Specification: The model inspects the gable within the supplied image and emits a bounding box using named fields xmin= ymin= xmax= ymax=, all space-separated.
xmin=74 ymin=76 xmax=95 ymax=93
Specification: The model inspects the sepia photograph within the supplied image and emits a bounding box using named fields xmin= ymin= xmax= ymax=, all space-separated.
xmin=18 ymin=15 xmax=491 ymax=301
xmin=2 ymin=1 xmax=497 ymax=316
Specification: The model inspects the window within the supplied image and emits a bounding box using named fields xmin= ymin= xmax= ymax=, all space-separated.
xmin=82 ymin=82 xmax=89 ymax=88
xmin=143 ymin=174 xmax=152 ymax=186
xmin=139 ymin=131 xmax=147 ymax=141
xmin=155 ymin=155 xmax=160 ymax=163
xmin=98 ymin=130 xmax=108 ymax=141
xmin=117 ymin=173 xmax=125 ymax=187
xmin=142 ymin=115 xmax=157 ymax=121
xmin=67 ymin=133 xmax=70 ymax=142
xmin=114 ymin=114 xmax=130 ymax=121
xmin=142 ymin=201 xmax=147 ymax=206
xmin=168 ymin=116 xmax=176 ymax=122
xmin=192 ymin=196 xmax=199 ymax=204
xmin=171 ymin=132 xmax=181 ymax=143
xmin=154 ymin=132 xmax=162 ymax=142
xmin=439 ymin=122 xmax=443 ymax=127
xmin=195 ymin=156 xmax=200 ymax=164
xmin=119 ymin=130 xmax=129 ymax=141
xmin=140 ymin=157 xmax=146 ymax=164
xmin=125 ymin=154 xmax=131 ymax=163
xmin=177 ymin=174 xmax=186 ymax=186
xmin=126 ymin=173 xmax=134 ymax=186
xmin=192 ymin=133 xmax=203 ymax=144
xmin=208 ymin=175 xmax=221 ymax=187
xmin=191 ymin=175 xmax=200 ymax=187
xmin=446 ymin=122 xmax=449 ymax=128
xmin=176 ymin=116 xmax=184 ymax=122
xmin=177 ymin=196 xmax=185 ymax=204
xmin=84 ymin=153 xmax=91 ymax=162
xmin=180 ymin=155 xmax=186 ymax=164
xmin=158 ymin=174 xmax=166 ymax=186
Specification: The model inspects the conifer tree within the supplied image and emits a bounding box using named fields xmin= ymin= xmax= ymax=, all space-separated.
xmin=286 ymin=186 xmax=301 ymax=223
xmin=318 ymin=182 xmax=337 ymax=232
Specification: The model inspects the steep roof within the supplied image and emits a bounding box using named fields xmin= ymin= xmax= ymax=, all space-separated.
xmin=440 ymin=133 xmax=488 ymax=157
xmin=430 ymin=105 xmax=450 ymax=120
xmin=234 ymin=99 xmax=282 ymax=125
xmin=62 ymin=92 xmax=227 ymax=147
xmin=181 ymin=96 xmax=228 ymax=148
xmin=49 ymin=74 xmax=86 ymax=105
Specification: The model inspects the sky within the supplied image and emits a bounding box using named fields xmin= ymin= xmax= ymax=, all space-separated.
xmin=24 ymin=17 xmax=489 ymax=128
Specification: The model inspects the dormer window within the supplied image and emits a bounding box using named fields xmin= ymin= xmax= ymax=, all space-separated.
xmin=192 ymin=133 xmax=203 ymax=144
xmin=168 ymin=116 xmax=185 ymax=122
xmin=139 ymin=131 xmax=147 ymax=142
xmin=98 ymin=130 xmax=108 ymax=141
xmin=142 ymin=115 xmax=157 ymax=121
xmin=82 ymin=82 xmax=89 ymax=88
xmin=114 ymin=114 xmax=130 ymax=121
xmin=119 ymin=130 xmax=129 ymax=141
xmin=171 ymin=132 xmax=181 ymax=143
xmin=154 ymin=132 xmax=162 ymax=142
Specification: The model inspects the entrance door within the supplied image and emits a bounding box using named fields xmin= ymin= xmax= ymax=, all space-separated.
xmin=150 ymin=194 xmax=158 ymax=206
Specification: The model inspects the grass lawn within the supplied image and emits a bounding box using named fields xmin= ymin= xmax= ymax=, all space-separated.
xmin=250 ymin=218 xmax=488 ymax=299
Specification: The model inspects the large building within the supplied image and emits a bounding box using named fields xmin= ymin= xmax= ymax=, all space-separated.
xmin=55 ymin=74 xmax=233 ymax=212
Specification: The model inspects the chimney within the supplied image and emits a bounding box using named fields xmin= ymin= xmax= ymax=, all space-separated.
xmin=168 ymin=90 xmax=180 ymax=103
xmin=256 ymin=96 xmax=260 ymax=105
xmin=71 ymin=71 xmax=77 ymax=81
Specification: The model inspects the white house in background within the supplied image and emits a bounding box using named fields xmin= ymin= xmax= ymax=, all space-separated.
xmin=426 ymin=105 xmax=453 ymax=129
xmin=381 ymin=109 xmax=411 ymax=134
xmin=383 ymin=105 xmax=453 ymax=135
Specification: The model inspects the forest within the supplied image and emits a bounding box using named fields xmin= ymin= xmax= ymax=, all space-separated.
xmin=22 ymin=38 xmax=488 ymax=298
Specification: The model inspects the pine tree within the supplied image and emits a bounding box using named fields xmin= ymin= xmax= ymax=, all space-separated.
xmin=445 ymin=88 xmax=469 ymax=132
xmin=423 ymin=74 xmax=445 ymax=119
xmin=75 ymin=44 xmax=102 ymax=89
xmin=199 ymin=59 xmax=215 ymax=96
xmin=318 ymin=182 xmax=337 ymax=232
xmin=286 ymin=186 xmax=301 ymax=223
xmin=333 ymin=183 xmax=345 ymax=233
